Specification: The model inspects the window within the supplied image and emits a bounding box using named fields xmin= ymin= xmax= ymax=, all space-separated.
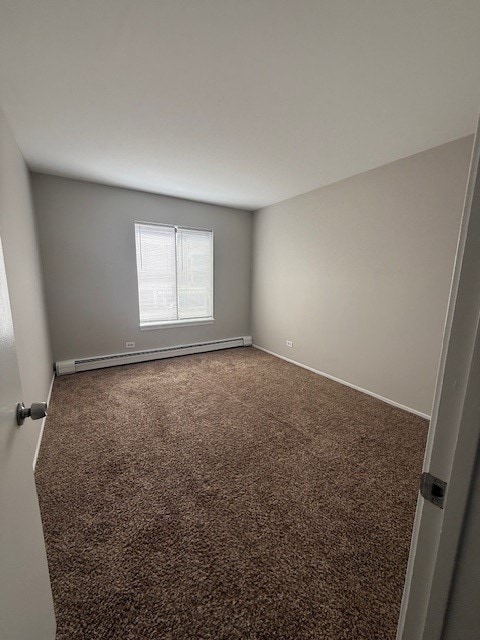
xmin=135 ymin=222 xmax=214 ymax=328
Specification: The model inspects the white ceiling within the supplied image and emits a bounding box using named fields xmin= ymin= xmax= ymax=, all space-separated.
xmin=1 ymin=1 xmax=480 ymax=210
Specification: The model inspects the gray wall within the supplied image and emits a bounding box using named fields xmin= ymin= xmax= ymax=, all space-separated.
xmin=32 ymin=174 xmax=252 ymax=362
xmin=0 ymin=109 xmax=53 ymax=461
xmin=251 ymin=137 xmax=473 ymax=416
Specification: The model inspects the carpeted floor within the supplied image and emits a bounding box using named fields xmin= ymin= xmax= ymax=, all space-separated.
xmin=35 ymin=347 xmax=428 ymax=640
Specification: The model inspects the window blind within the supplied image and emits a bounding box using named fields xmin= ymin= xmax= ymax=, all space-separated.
xmin=176 ymin=227 xmax=213 ymax=320
xmin=135 ymin=222 xmax=213 ymax=325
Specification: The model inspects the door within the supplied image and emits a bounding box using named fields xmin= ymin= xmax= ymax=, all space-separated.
xmin=0 ymin=237 xmax=56 ymax=639
xmin=397 ymin=118 xmax=480 ymax=639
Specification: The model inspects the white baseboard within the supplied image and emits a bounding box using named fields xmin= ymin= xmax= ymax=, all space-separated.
xmin=33 ymin=373 xmax=55 ymax=470
xmin=253 ymin=344 xmax=430 ymax=420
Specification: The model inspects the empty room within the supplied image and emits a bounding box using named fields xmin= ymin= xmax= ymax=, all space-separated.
xmin=2 ymin=2 xmax=480 ymax=639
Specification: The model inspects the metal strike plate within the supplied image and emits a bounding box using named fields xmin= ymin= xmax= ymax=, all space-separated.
xmin=420 ymin=472 xmax=447 ymax=509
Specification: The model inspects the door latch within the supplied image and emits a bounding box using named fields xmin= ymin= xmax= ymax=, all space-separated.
xmin=420 ymin=472 xmax=447 ymax=509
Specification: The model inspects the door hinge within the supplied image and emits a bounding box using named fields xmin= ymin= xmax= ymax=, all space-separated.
xmin=420 ymin=472 xmax=447 ymax=509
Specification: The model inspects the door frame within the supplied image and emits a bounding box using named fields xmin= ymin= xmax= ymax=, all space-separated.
xmin=397 ymin=116 xmax=480 ymax=639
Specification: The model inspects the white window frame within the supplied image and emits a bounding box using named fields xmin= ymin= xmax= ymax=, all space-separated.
xmin=134 ymin=220 xmax=215 ymax=330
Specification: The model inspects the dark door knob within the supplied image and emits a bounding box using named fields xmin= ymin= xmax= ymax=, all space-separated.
xmin=16 ymin=402 xmax=48 ymax=426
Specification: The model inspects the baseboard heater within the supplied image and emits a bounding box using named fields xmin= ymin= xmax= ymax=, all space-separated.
xmin=56 ymin=336 xmax=253 ymax=376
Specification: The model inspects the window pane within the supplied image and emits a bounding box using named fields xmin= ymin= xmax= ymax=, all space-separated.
xmin=176 ymin=228 xmax=213 ymax=320
xmin=135 ymin=223 xmax=177 ymax=323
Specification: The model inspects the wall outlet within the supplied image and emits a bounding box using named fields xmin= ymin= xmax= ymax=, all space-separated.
xmin=125 ymin=342 xmax=135 ymax=349
xmin=286 ymin=340 xmax=293 ymax=348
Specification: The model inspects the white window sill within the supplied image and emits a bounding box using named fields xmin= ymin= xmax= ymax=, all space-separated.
xmin=140 ymin=318 xmax=215 ymax=330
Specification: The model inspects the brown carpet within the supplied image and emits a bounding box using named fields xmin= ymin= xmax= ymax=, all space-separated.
xmin=35 ymin=347 xmax=428 ymax=640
